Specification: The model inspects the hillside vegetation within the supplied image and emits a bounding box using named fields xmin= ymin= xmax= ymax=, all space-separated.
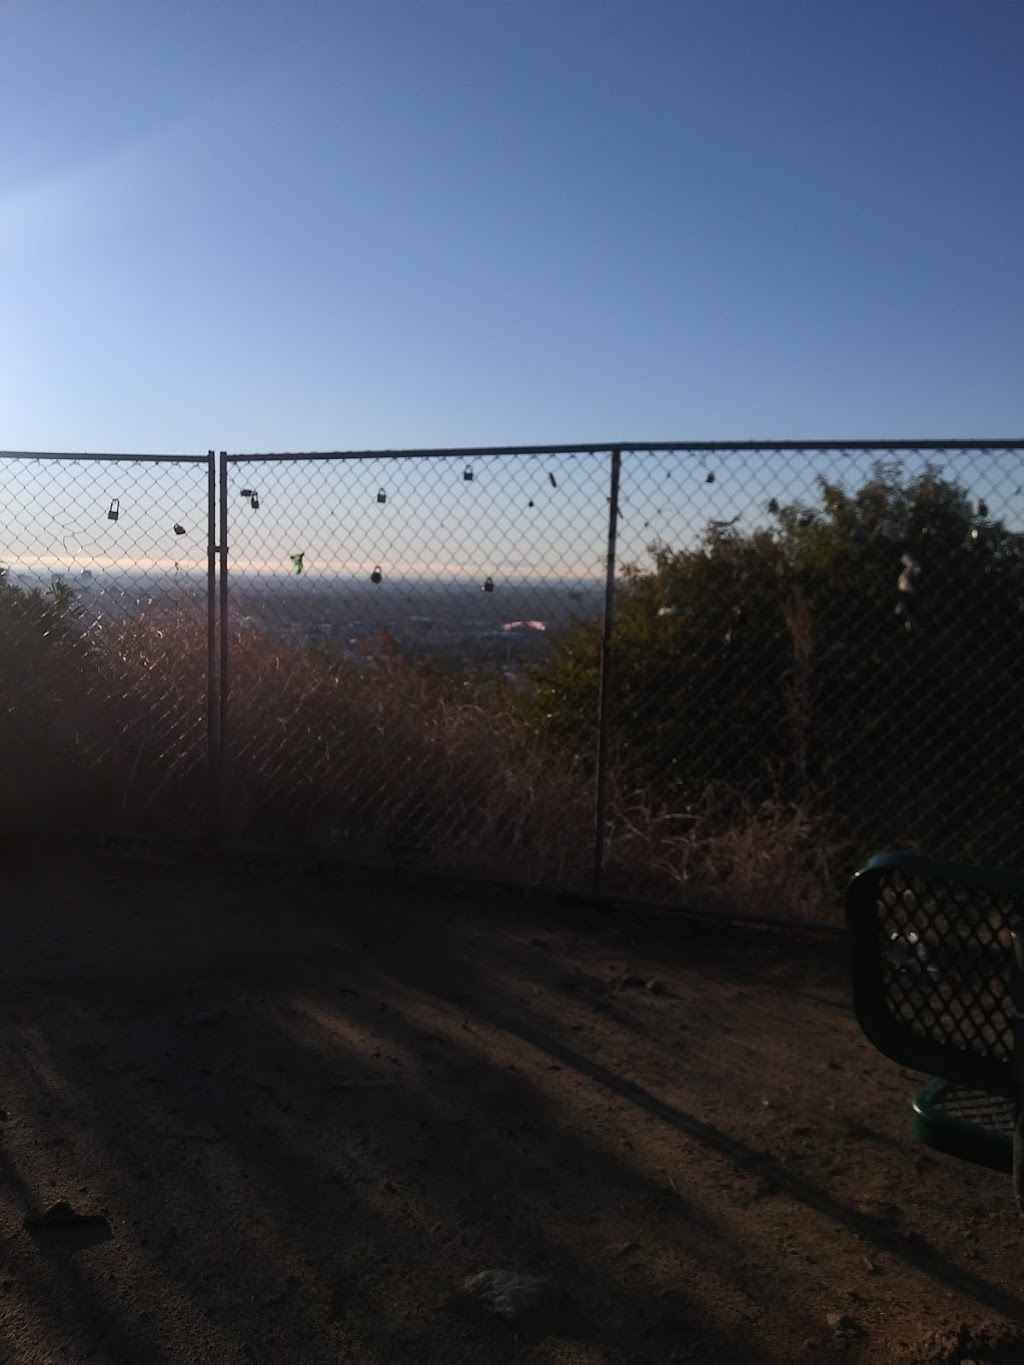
xmin=3 ymin=462 xmax=1017 ymax=920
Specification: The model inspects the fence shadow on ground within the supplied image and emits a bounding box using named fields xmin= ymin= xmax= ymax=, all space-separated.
xmin=0 ymin=856 xmax=1022 ymax=1363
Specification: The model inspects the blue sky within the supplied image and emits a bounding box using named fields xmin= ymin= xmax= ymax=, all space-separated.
xmin=1 ymin=0 xmax=1022 ymax=455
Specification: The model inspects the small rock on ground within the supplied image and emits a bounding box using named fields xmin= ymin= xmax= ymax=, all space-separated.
xmin=461 ymin=1269 xmax=558 ymax=1322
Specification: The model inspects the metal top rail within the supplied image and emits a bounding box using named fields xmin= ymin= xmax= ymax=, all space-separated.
xmin=3 ymin=442 xmax=1020 ymax=466
xmin=225 ymin=439 xmax=1024 ymax=463
xmin=0 ymin=450 xmax=212 ymax=463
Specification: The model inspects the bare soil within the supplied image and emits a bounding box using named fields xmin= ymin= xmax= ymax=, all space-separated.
xmin=1 ymin=850 xmax=1023 ymax=1364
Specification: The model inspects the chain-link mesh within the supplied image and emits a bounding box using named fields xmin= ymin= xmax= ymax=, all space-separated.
xmin=0 ymin=453 xmax=212 ymax=837
xmin=598 ymin=444 xmax=1024 ymax=912
xmin=222 ymin=451 xmax=610 ymax=885
xmin=219 ymin=443 xmax=1024 ymax=910
xmin=4 ymin=442 xmax=1022 ymax=915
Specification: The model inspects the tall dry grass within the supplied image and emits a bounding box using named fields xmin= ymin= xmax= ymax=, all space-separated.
xmin=602 ymin=780 xmax=840 ymax=920
xmin=1 ymin=601 xmax=841 ymax=919
xmin=224 ymin=626 xmax=596 ymax=886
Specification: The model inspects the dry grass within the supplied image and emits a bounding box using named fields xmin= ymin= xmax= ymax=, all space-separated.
xmin=604 ymin=780 xmax=841 ymax=921
xmin=1 ymin=604 xmax=841 ymax=921
xmin=0 ymin=601 xmax=208 ymax=835
xmin=224 ymin=626 xmax=596 ymax=886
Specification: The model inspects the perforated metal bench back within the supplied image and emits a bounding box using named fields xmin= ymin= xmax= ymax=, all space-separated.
xmin=846 ymin=852 xmax=1024 ymax=1097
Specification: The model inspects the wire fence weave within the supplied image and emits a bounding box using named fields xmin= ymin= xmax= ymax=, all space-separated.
xmin=600 ymin=445 xmax=1024 ymax=914
xmin=0 ymin=453 xmax=213 ymax=837
xmin=3 ymin=442 xmax=1023 ymax=922
xmin=220 ymin=450 xmax=611 ymax=886
xmin=221 ymin=443 xmax=1024 ymax=918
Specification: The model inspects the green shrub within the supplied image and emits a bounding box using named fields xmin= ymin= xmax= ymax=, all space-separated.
xmin=525 ymin=462 xmax=1024 ymax=875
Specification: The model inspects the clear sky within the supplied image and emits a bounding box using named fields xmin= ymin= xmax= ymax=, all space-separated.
xmin=1 ymin=0 xmax=1022 ymax=456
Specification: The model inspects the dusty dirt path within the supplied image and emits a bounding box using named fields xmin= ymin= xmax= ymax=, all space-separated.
xmin=0 ymin=850 xmax=1022 ymax=1364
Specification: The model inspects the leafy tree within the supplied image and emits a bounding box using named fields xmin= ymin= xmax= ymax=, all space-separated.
xmin=525 ymin=463 xmax=1024 ymax=868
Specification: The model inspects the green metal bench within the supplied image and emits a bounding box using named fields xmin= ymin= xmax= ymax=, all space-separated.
xmin=846 ymin=852 xmax=1024 ymax=1204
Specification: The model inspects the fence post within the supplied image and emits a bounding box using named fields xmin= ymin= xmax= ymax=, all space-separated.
xmin=218 ymin=451 xmax=230 ymax=840
xmin=206 ymin=450 xmax=219 ymax=848
xmin=1012 ymin=922 xmax=1024 ymax=1216
xmin=593 ymin=446 xmax=622 ymax=897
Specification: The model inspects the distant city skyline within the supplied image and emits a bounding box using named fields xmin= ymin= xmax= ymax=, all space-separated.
xmin=3 ymin=443 xmax=1021 ymax=582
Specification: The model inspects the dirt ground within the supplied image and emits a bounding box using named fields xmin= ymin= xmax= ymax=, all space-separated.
xmin=1 ymin=849 xmax=1023 ymax=1365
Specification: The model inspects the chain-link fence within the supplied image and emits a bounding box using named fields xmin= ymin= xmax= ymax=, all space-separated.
xmin=600 ymin=444 xmax=1024 ymax=916
xmin=219 ymin=449 xmax=612 ymax=887
xmin=220 ymin=442 xmax=1024 ymax=919
xmin=0 ymin=452 xmax=214 ymax=839
xmin=3 ymin=441 xmax=1023 ymax=921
